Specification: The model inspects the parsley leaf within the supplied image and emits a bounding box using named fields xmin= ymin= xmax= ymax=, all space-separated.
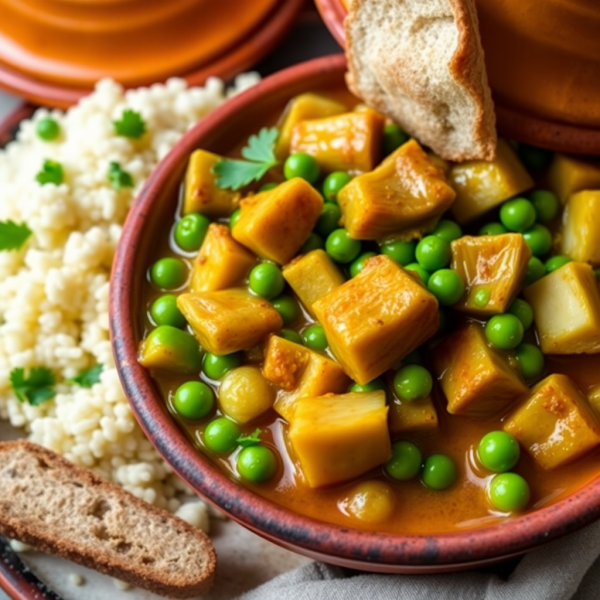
xmin=213 ymin=127 xmax=279 ymax=191
xmin=108 ymin=162 xmax=134 ymax=191
xmin=35 ymin=159 xmax=64 ymax=186
xmin=237 ymin=428 xmax=262 ymax=447
xmin=0 ymin=220 xmax=32 ymax=251
xmin=68 ymin=364 xmax=103 ymax=388
xmin=113 ymin=109 xmax=146 ymax=139
xmin=10 ymin=367 xmax=56 ymax=406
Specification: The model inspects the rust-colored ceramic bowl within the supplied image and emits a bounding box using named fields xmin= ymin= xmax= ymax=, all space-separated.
xmin=110 ymin=54 xmax=600 ymax=573
xmin=314 ymin=0 xmax=600 ymax=155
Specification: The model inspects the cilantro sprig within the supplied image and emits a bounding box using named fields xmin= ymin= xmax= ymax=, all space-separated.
xmin=10 ymin=367 xmax=56 ymax=406
xmin=236 ymin=428 xmax=262 ymax=447
xmin=0 ymin=220 xmax=32 ymax=251
xmin=213 ymin=127 xmax=279 ymax=191
xmin=113 ymin=109 xmax=146 ymax=139
xmin=68 ymin=364 xmax=103 ymax=388
xmin=35 ymin=159 xmax=64 ymax=186
xmin=108 ymin=162 xmax=134 ymax=191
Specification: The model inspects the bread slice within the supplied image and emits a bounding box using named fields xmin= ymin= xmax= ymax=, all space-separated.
xmin=0 ymin=441 xmax=216 ymax=599
xmin=345 ymin=0 xmax=497 ymax=162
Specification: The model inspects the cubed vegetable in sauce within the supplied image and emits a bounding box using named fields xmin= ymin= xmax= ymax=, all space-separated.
xmin=548 ymin=153 xmax=600 ymax=203
xmin=218 ymin=366 xmax=275 ymax=424
xmin=388 ymin=395 xmax=439 ymax=434
xmin=560 ymin=190 xmax=600 ymax=266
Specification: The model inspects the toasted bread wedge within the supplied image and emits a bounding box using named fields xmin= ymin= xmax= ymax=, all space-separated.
xmin=0 ymin=441 xmax=215 ymax=599
xmin=345 ymin=0 xmax=497 ymax=162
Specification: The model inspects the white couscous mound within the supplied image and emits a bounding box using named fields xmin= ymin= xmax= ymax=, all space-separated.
xmin=0 ymin=74 xmax=259 ymax=521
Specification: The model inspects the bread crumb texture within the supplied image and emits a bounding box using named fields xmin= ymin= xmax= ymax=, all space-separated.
xmin=0 ymin=74 xmax=259 ymax=513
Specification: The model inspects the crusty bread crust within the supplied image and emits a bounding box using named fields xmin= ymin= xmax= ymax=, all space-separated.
xmin=0 ymin=441 xmax=216 ymax=599
xmin=345 ymin=0 xmax=497 ymax=162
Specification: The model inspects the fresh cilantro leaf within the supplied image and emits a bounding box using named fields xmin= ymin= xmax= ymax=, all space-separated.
xmin=0 ymin=220 xmax=32 ymax=251
xmin=10 ymin=367 xmax=56 ymax=406
xmin=107 ymin=162 xmax=134 ymax=191
xmin=213 ymin=127 xmax=280 ymax=191
xmin=35 ymin=159 xmax=64 ymax=186
xmin=68 ymin=364 xmax=103 ymax=388
xmin=113 ymin=109 xmax=146 ymax=139
xmin=237 ymin=428 xmax=262 ymax=447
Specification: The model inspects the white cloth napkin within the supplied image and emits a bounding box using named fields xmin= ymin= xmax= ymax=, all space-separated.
xmin=238 ymin=519 xmax=600 ymax=600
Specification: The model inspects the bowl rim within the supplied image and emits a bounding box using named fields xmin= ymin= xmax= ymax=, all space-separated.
xmin=110 ymin=53 xmax=600 ymax=569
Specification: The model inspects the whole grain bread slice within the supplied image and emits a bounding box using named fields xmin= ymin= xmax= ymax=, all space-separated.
xmin=345 ymin=0 xmax=497 ymax=162
xmin=0 ymin=441 xmax=216 ymax=599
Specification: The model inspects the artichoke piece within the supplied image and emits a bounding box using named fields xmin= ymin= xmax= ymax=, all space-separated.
xmin=504 ymin=374 xmax=600 ymax=470
xmin=548 ymin=153 xmax=600 ymax=203
xmin=232 ymin=178 xmax=323 ymax=265
xmin=288 ymin=391 xmax=391 ymax=488
xmin=432 ymin=323 xmax=528 ymax=418
xmin=219 ymin=366 xmax=275 ymax=424
xmin=449 ymin=140 xmax=533 ymax=224
xmin=183 ymin=149 xmax=241 ymax=217
xmin=337 ymin=139 xmax=456 ymax=240
xmin=177 ymin=289 xmax=282 ymax=355
xmin=524 ymin=261 xmax=600 ymax=354
xmin=313 ymin=255 xmax=439 ymax=385
xmin=451 ymin=234 xmax=531 ymax=316
xmin=138 ymin=326 xmax=201 ymax=374
xmin=290 ymin=109 xmax=385 ymax=174
xmin=389 ymin=395 xmax=438 ymax=434
xmin=560 ymin=190 xmax=600 ymax=266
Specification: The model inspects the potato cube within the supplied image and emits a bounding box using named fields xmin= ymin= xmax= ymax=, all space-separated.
xmin=389 ymin=395 xmax=438 ymax=434
xmin=183 ymin=150 xmax=241 ymax=218
xmin=432 ymin=323 xmax=528 ymax=417
xmin=219 ymin=366 xmax=275 ymax=424
xmin=289 ymin=391 xmax=391 ymax=488
xmin=232 ymin=178 xmax=323 ymax=264
xmin=282 ymin=250 xmax=345 ymax=317
xmin=523 ymin=262 xmax=600 ymax=354
xmin=451 ymin=234 xmax=531 ymax=316
xmin=177 ymin=289 xmax=282 ymax=354
xmin=548 ymin=153 xmax=600 ymax=203
xmin=290 ymin=109 xmax=385 ymax=174
xmin=275 ymin=93 xmax=347 ymax=159
xmin=313 ymin=255 xmax=439 ymax=384
xmin=560 ymin=190 xmax=600 ymax=266
xmin=337 ymin=140 xmax=456 ymax=240
xmin=449 ymin=140 xmax=533 ymax=224
xmin=190 ymin=224 xmax=256 ymax=292
xmin=262 ymin=335 xmax=350 ymax=421
xmin=504 ymin=374 xmax=600 ymax=469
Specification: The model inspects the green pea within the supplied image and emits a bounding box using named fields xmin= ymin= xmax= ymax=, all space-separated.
xmin=203 ymin=352 xmax=241 ymax=380
xmin=432 ymin=220 xmax=463 ymax=243
xmin=421 ymin=454 xmax=457 ymax=490
xmin=173 ymin=381 xmax=214 ymax=420
xmin=259 ymin=182 xmax=278 ymax=192
xmin=229 ymin=208 xmax=242 ymax=230
xmin=300 ymin=232 xmax=325 ymax=253
xmin=508 ymin=298 xmax=534 ymax=330
xmin=249 ymin=263 xmax=285 ymax=299
xmin=485 ymin=314 xmax=524 ymax=350
xmin=479 ymin=222 xmax=508 ymax=236
xmin=323 ymin=171 xmax=352 ymax=201
xmin=545 ymin=255 xmax=572 ymax=273
xmin=284 ymin=152 xmax=320 ymax=184
xmin=302 ymin=324 xmax=328 ymax=351
xmin=385 ymin=441 xmax=422 ymax=481
xmin=271 ymin=296 xmax=300 ymax=326
xmin=139 ymin=326 xmax=202 ymax=373
xmin=150 ymin=257 xmax=187 ymax=290
xmin=405 ymin=263 xmax=431 ymax=285
xmin=474 ymin=288 xmax=491 ymax=308
xmin=517 ymin=143 xmax=553 ymax=172
xmin=530 ymin=190 xmax=559 ymax=223
xmin=515 ymin=343 xmax=545 ymax=380
xmin=36 ymin=117 xmax=61 ymax=141
xmin=149 ymin=294 xmax=186 ymax=328
xmin=427 ymin=269 xmax=465 ymax=306
xmin=174 ymin=213 xmax=210 ymax=252
xmin=315 ymin=202 xmax=342 ymax=237
xmin=325 ymin=229 xmax=362 ymax=263
xmin=477 ymin=431 xmax=520 ymax=472
xmin=382 ymin=123 xmax=409 ymax=155
xmin=415 ymin=236 xmax=451 ymax=271
xmin=237 ymin=445 xmax=278 ymax=482
xmin=523 ymin=224 xmax=553 ymax=257
xmin=351 ymin=378 xmax=386 ymax=393
xmin=393 ymin=364 xmax=432 ymax=401
xmin=488 ymin=472 xmax=530 ymax=512
xmin=350 ymin=252 xmax=377 ymax=277
xmin=380 ymin=239 xmax=416 ymax=266
xmin=525 ymin=256 xmax=546 ymax=285
xmin=279 ymin=329 xmax=304 ymax=345
xmin=204 ymin=417 xmax=241 ymax=453
xmin=499 ymin=198 xmax=537 ymax=232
